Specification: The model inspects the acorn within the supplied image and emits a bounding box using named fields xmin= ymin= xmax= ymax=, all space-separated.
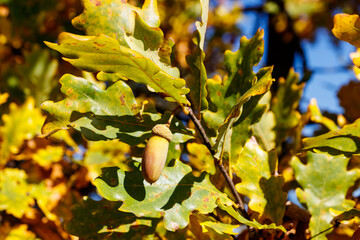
xmin=142 ymin=124 xmax=172 ymax=184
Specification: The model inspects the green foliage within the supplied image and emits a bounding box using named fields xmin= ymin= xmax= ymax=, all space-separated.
xmin=41 ymin=74 xmax=193 ymax=145
xmin=302 ymin=118 xmax=360 ymax=155
xmin=272 ymin=68 xmax=304 ymax=145
xmin=94 ymin=160 xmax=233 ymax=231
xmin=186 ymin=0 xmax=209 ymax=114
xmin=213 ymin=65 xmax=273 ymax=161
xmin=234 ymin=139 xmax=287 ymax=225
xmin=291 ymin=151 xmax=360 ymax=239
xmin=2 ymin=0 xmax=360 ymax=239
xmin=45 ymin=33 xmax=189 ymax=105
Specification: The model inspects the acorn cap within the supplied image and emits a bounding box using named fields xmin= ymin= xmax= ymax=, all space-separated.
xmin=151 ymin=124 xmax=172 ymax=142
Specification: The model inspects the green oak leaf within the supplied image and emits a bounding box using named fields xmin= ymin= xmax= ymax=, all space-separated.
xmin=218 ymin=201 xmax=286 ymax=232
xmin=203 ymin=75 xmax=236 ymax=132
xmin=94 ymin=160 xmax=234 ymax=231
xmin=225 ymin=29 xmax=265 ymax=97
xmin=234 ymin=139 xmax=287 ymax=225
xmin=65 ymin=197 xmax=159 ymax=240
xmin=213 ymin=66 xmax=273 ymax=160
xmin=0 ymin=169 xmax=34 ymax=218
xmin=291 ymin=151 xmax=360 ymax=239
xmin=186 ymin=0 xmax=209 ymax=115
xmin=203 ymin=29 xmax=266 ymax=132
xmin=272 ymin=68 xmax=304 ymax=145
xmin=302 ymin=118 xmax=360 ymax=155
xmin=41 ymin=74 xmax=193 ymax=145
xmin=252 ymin=92 xmax=276 ymax=151
xmin=45 ymin=33 xmax=189 ymax=104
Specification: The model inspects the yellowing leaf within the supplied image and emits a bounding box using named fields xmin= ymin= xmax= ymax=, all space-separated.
xmin=332 ymin=13 xmax=360 ymax=47
xmin=30 ymin=182 xmax=66 ymax=221
xmin=187 ymin=142 xmax=215 ymax=176
xmin=0 ymin=92 xmax=9 ymax=105
xmin=0 ymin=169 xmax=34 ymax=218
xmin=83 ymin=140 xmax=131 ymax=181
xmin=5 ymin=224 xmax=38 ymax=240
xmin=32 ymin=145 xmax=64 ymax=168
xmin=0 ymin=98 xmax=44 ymax=165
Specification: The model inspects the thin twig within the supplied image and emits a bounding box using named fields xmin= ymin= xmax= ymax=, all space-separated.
xmin=186 ymin=107 xmax=249 ymax=219
xmin=309 ymin=222 xmax=339 ymax=240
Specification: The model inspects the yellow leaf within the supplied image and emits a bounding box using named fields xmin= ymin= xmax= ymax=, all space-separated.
xmin=332 ymin=13 xmax=360 ymax=47
xmin=0 ymin=92 xmax=9 ymax=105
xmin=187 ymin=142 xmax=215 ymax=176
xmin=5 ymin=224 xmax=38 ymax=240
xmin=0 ymin=98 xmax=45 ymax=165
xmin=32 ymin=146 xmax=64 ymax=168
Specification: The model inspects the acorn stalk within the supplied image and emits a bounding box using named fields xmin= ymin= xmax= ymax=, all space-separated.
xmin=142 ymin=124 xmax=172 ymax=184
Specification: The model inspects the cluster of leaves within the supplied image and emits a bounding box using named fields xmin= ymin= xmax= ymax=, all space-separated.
xmin=2 ymin=0 xmax=360 ymax=240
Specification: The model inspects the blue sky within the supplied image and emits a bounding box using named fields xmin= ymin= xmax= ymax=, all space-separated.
xmin=236 ymin=0 xmax=356 ymax=115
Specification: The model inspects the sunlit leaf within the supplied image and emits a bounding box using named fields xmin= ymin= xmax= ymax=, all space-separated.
xmin=5 ymin=224 xmax=38 ymax=240
xmin=0 ymin=92 xmax=9 ymax=105
xmin=189 ymin=213 xmax=234 ymax=240
xmin=252 ymin=92 xmax=276 ymax=151
xmin=73 ymin=0 xmax=160 ymax=47
xmin=0 ymin=97 xmax=44 ymax=165
xmin=32 ymin=145 xmax=64 ymax=168
xmin=218 ymin=201 xmax=286 ymax=232
xmin=302 ymin=118 xmax=360 ymax=155
xmin=83 ymin=140 xmax=131 ymax=181
xmin=332 ymin=13 xmax=360 ymax=48
xmin=41 ymin=74 xmax=193 ymax=145
xmin=186 ymin=0 xmax=209 ymax=115
xmin=233 ymin=139 xmax=287 ymax=225
xmin=187 ymin=142 xmax=215 ymax=176
xmin=291 ymin=151 xmax=360 ymax=239
xmin=30 ymin=181 xmax=67 ymax=221
xmin=45 ymin=32 xmax=189 ymax=104
xmin=94 ymin=160 xmax=234 ymax=231
xmin=0 ymin=169 xmax=34 ymax=218
xmin=307 ymin=98 xmax=338 ymax=131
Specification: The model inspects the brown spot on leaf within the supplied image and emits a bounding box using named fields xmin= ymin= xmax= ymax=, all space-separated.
xmin=94 ymin=42 xmax=105 ymax=47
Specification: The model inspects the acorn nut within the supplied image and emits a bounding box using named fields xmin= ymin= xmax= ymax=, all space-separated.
xmin=142 ymin=124 xmax=172 ymax=184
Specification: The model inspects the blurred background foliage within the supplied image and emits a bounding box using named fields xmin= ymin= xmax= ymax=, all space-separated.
xmin=1 ymin=0 xmax=360 ymax=239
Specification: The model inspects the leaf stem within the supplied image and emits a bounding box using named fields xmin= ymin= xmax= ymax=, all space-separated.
xmin=186 ymin=107 xmax=249 ymax=219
